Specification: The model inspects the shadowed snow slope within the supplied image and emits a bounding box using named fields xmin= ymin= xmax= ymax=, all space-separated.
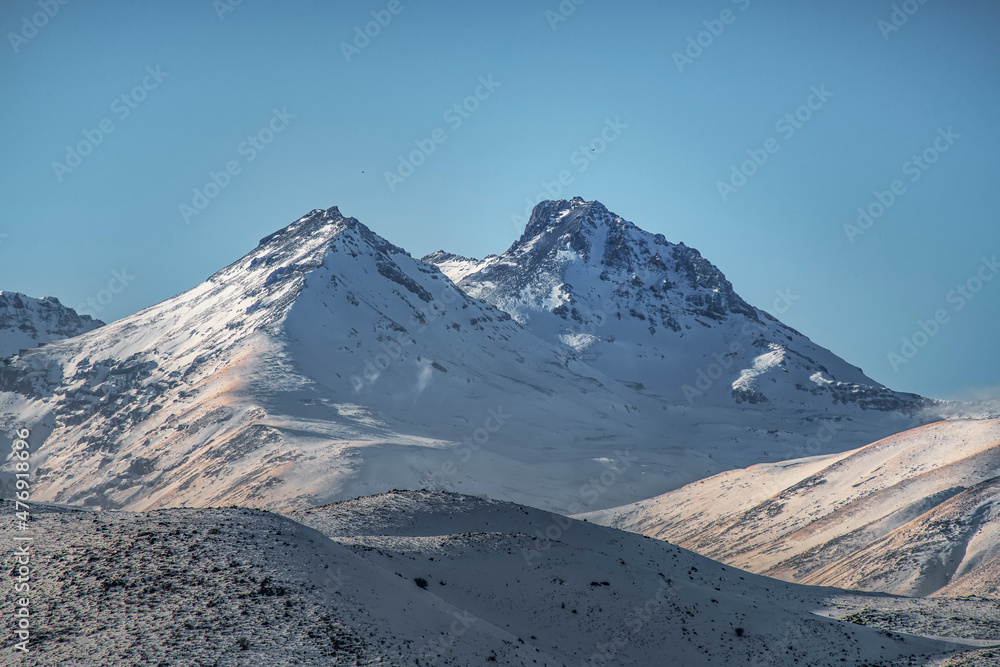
xmin=4 ymin=491 xmax=989 ymax=666
xmin=582 ymin=419 xmax=1000 ymax=597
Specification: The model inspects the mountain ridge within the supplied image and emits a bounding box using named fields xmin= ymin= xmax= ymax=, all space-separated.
xmin=0 ymin=200 xmax=944 ymax=514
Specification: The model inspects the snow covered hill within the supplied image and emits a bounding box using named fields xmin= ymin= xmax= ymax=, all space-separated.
xmin=0 ymin=202 xmax=947 ymax=514
xmin=0 ymin=291 xmax=102 ymax=358
xmin=4 ymin=491 xmax=994 ymax=666
xmin=582 ymin=419 xmax=1000 ymax=597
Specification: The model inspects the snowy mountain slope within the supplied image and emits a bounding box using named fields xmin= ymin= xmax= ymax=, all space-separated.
xmin=0 ymin=292 xmax=102 ymax=358
xmin=421 ymin=197 xmax=952 ymax=500
xmin=0 ymin=207 xmax=691 ymax=513
xmin=5 ymin=491 xmax=987 ymax=666
xmin=425 ymin=197 xmax=925 ymax=414
xmin=582 ymin=419 xmax=1000 ymax=597
xmin=802 ymin=474 xmax=1000 ymax=598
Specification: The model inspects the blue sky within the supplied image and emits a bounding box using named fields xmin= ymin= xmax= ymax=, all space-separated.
xmin=1 ymin=0 xmax=997 ymax=400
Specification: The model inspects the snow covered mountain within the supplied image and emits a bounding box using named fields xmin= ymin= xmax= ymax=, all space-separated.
xmin=426 ymin=197 xmax=923 ymax=413
xmin=582 ymin=419 xmax=1000 ymax=597
xmin=0 ymin=291 xmax=102 ymax=358
xmin=0 ymin=207 xmax=671 ymax=512
xmin=0 ymin=202 xmax=942 ymax=514
xmin=7 ymin=490 xmax=994 ymax=666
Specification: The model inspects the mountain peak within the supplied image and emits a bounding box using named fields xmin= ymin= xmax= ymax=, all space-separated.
xmin=519 ymin=197 xmax=618 ymax=244
xmin=426 ymin=198 xmax=925 ymax=414
xmin=422 ymin=250 xmax=477 ymax=265
xmin=254 ymin=205 xmax=351 ymax=250
xmin=209 ymin=205 xmax=410 ymax=287
xmin=428 ymin=197 xmax=763 ymax=341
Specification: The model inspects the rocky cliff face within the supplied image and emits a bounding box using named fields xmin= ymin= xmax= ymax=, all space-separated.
xmin=0 ymin=291 xmax=103 ymax=358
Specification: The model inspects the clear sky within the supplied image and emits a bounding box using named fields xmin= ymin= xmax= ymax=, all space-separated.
xmin=2 ymin=0 xmax=997 ymax=401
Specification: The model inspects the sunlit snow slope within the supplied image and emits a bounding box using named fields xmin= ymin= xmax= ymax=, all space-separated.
xmin=583 ymin=419 xmax=1000 ymax=597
